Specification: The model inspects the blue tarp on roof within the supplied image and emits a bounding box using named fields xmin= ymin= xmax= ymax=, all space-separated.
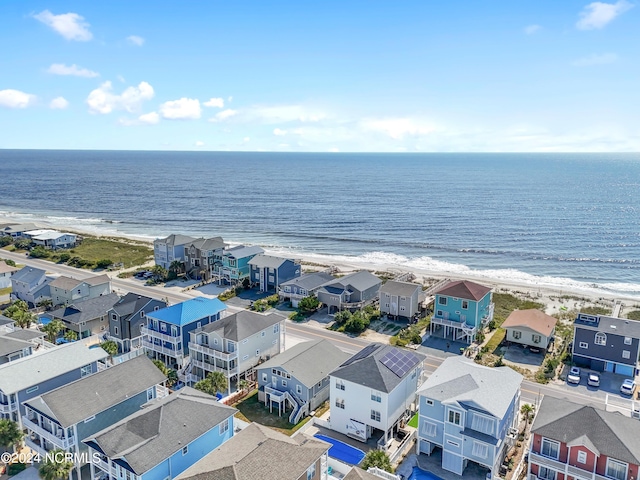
xmin=146 ymin=297 xmax=227 ymax=326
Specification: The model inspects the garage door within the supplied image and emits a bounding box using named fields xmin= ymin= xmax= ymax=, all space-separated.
xmin=615 ymin=364 xmax=635 ymax=377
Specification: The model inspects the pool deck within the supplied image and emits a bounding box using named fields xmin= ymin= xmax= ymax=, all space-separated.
xmin=396 ymin=448 xmax=489 ymax=480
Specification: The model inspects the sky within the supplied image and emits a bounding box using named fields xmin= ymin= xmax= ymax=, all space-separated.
xmin=0 ymin=1 xmax=638 ymax=152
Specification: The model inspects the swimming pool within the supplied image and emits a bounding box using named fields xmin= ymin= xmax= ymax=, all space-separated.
xmin=408 ymin=466 xmax=445 ymax=480
xmin=313 ymin=434 xmax=366 ymax=465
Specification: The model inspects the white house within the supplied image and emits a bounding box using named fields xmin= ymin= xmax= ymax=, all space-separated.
xmin=329 ymin=343 xmax=425 ymax=450
xmin=30 ymin=231 xmax=77 ymax=249
xmin=0 ymin=262 xmax=18 ymax=289
xmin=379 ymin=281 xmax=421 ymax=320
xmin=501 ymin=309 xmax=558 ymax=350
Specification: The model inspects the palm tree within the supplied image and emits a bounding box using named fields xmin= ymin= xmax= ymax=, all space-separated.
xmin=151 ymin=265 xmax=168 ymax=281
xmin=152 ymin=359 xmax=169 ymax=376
xmin=169 ymin=260 xmax=183 ymax=276
xmin=238 ymin=379 xmax=250 ymax=393
xmin=63 ymin=330 xmax=78 ymax=342
xmin=100 ymin=340 xmax=118 ymax=357
xmin=194 ymin=371 xmax=228 ymax=396
xmin=521 ymin=403 xmax=535 ymax=424
xmin=38 ymin=449 xmax=74 ymax=480
xmin=0 ymin=419 xmax=24 ymax=452
xmin=41 ymin=319 xmax=65 ymax=343
xmin=13 ymin=311 xmax=35 ymax=329
xmin=361 ymin=449 xmax=393 ymax=473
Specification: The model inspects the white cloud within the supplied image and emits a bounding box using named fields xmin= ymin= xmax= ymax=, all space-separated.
xmin=47 ymin=63 xmax=99 ymax=78
xmin=361 ymin=118 xmax=436 ymax=139
xmin=127 ymin=35 xmax=145 ymax=46
xmin=49 ymin=96 xmax=69 ymax=109
xmin=243 ymin=137 xmax=250 ymax=142
xmin=209 ymin=109 xmax=238 ymax=122
xmin=524 ymin=24 xmax=542 ymax=34
xmin=204 ymin=97 xmax=224 ymax=108
xmin=247 ymin=105 xmax=326 ymax=123
xmin=138 ymin=111 xmax=160 ymax=124
xmin=0 ymin=89 xmax=36 ymax=108
xmin=576 ymin=0 xmax=632 ymax=30
xmin=572 ymin=52 xmax=618 ymax=66
xmin=159 ymin=98 xmax=201 ymax=120
xmin=86 ymin=81 xmax=154 ymax=114
xmin=273 ymin=128 xmax=287 ymax=136
xmin=195 ymin=141 xmax=205 ymax=147
xmin=33 ymin=10 xmax=92 ymax=41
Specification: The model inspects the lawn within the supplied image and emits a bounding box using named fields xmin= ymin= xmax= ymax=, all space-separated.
xmin=51 ymin=237 xmax=153 ymax=269
xmin=233 ymin=390 xmax=312 ymax=436
xmin=0 ymin=286 xmax=12 ymax=296
xmin=407 ymin=412 xmax=418 ymax=428
xmin=485 ymin=327 xmax=506 ymax=353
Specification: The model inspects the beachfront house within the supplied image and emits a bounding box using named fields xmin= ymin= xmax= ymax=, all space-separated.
xmin=22 ymin=356 xmax=167 ymax=480
xmin=183 ymin=236 xmax=227 ymax=280
xmin=188 ymin=311 xmax=284 ymax=392
xmin=528 ymin=395 xmax=640 ymax=480
xmin=43 ymin=292 xmax=121 ymax=340
xmin=502 ymin=309 xmax=558 ymax=350
xmin=0 ymin=335 xmax=33 ymax=364
xmin=248 ymin=254 xmax=301 ymax=292
xmin=213 ymin=245 xmax=265 ymax=285
xmin=417 ymin=356 xmax=523 ymax=479
xmin=175 ymin=422 xmax=331 ymax=480
xmin=153 ymin=233 xmax=197 ymax=270
xmin=572 ymin=313 xmax=640 ymax=377
xmin=329 ymin=343 xmax=425 ymax=450
xmin=30 ymin=231 xmax=77 ymax=249
xmin=379 ymin=280 xmax=422 ymax=320
xmin=143 ymin=297 xmax=227 ymax=370
xmin=10 ymin=266 xmax=52 ymax=307
xmin=107 ymin=293 xmax=168 ymax=353
xmin=83 ymin=387 xmax=237 ymax=480
xmin=257 ymin=339 xmax=351 ymax=424
xmin=279 ymin=271 xmax=335 ymax=307
xmin=49 ymin=274 xmax=111 ymax=307
xmin=316 ymin=270 xmax=382 ymax=314
xmin=1 ymin=223 xmax=42 ymax=237
xmin=430 ymin=280 xmax=495 ymax=344
xmin=0 ymin=338 xmax=109 ymax=427
xmin=0 ymin=261 xmax=18 ymax=289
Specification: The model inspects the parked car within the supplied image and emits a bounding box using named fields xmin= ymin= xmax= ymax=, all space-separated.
xmin=620 ymin=378 xmax=636 ymax=395
xmin=567 ymin=366 xmax=581 ymax=384
xmin=587 ymin=372 xmax=600 ymax=387
xmin=528 ymin=346 xmax=541 ymax=354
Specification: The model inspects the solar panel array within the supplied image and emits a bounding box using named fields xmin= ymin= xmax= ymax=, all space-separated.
xmin=340 ymin=344 xmax=381 ymax=367
xmin=379 ymin=349 xmax=420 ymax=378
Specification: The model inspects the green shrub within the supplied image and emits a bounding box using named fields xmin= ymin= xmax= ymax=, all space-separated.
xmin=0 ymin=236 xmax=13 ymax=247
xmin=13 ymin=239 xmax=31 ymax=250
xmin=29 ymin=246 xmax=50 ymax=258
xmin=334 ymin=310 xmax=352 ymax=325
xmin=344 ymin=311 xmax=370 ymax=333
xmin=3 ymin=258 xmax=16 ymax=266
xmin=298 ymin=295 xmax=320 ymax=313
xmin=57 ymin=252 xmax=71 ymax=263
xmin=95 ymin=259 xmax=113 ymax=269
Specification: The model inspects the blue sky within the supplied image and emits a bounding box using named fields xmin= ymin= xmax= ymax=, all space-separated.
xmin=0 ymin=1 xmax=638 ymax=152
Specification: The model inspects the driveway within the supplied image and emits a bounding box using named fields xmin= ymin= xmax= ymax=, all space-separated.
xmin=501 ymin=344 xmax=545 ymax=371
xmin=553 ymin=366 xmax=638 ymax=404
xmin=419 ymin=335 xmax=466 ymax=359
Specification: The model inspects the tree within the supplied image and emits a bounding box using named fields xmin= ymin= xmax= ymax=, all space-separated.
xmin=344 ymin=310 xmax=370 ymax=333
xmin=166 ymin=369 xmax=178 ymax=387
xmin=0 ymin=236 xmax=13 ymax=248
xmin=0 ymin=419 xmax=24 ymax=452
xmin=13 ymin=310 xmax=36 ymax=330
xmin=29 ymin=246 xmax=49 ymax=258
xmin=3 ymin=300 xmax=29 ymax=319
xmin=40 ymin=319 xmax=65 ymax=343
xmin=521 ymin=403 xmax=535 ymax=424
xmin=95 ymin=259 xmax=113 ymax=269
xmin=298 ymin=295 xmax=320 ymax=314
xmin=151 ymin=265 xmax=168 ymax=281
xmin=2 ymin=258 xmax=16 ymax=266
xmin=152 ymin=359 xmax=169 ymax=376
xmin=334 ymin=310 xmax=352 ymax=325
xmin=13 ymin=238 xmax=31 ymax=250
xmin=57 ymin=252 xmax=71 ymax=263
xmin=361 ymin=449 xmax=393 ymax=473
xmin=194 ymin=371 xmax=228 ymax=396
xmin=238 ymin=379 xmax=250 ymax=393
xmin=63 ymin=330 xmax=78 ymax=342
xmin=100 ymin=340 xmax=118 ymax=357
xmin=38 ymin=449 xmax=74 ymax=480
xmin=169 ymin=260 xmax=183 ymax=276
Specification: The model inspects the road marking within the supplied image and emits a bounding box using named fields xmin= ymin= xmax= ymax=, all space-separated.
xmin=286 ymin=325 xmax=368 ymax=349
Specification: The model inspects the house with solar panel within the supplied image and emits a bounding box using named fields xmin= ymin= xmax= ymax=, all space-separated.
xmin=142 ymin=297 xmax=227 ymax=370
xmin=328 ymin=343 xmax=425 ymax=450
xmin=416 ymin=356 xmax=523 ymax=479
xmin=430 ymin=280 xmax=495 ymax=344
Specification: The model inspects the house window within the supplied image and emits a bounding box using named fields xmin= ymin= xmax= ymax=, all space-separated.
xmin=624 ymin=337 xmax=632 ymax=345
xmin=462 ymin=300 xmax=469 ymax=309
xmin=400 ymin=306 xmax=405 ymax=312
xmin=256 ymin=349 xmax=260 ymax=356
xmin=81 ymin=365 xmax=92 ymax=377
xmin=425 ymin=398 xmax=434 ymax=406
xmin=371 ymin=390 xmax=382 ymax=403
xmin=471 ymin=413 xmax=493 ymax=435
xmin=513 ymin=331 xmax=522 ymax=340
xmin=243 ymin=355 xmax=249 ymax=360
xmin=147 ymin=388 xmax=154 ymax=401
xmin=84 ymin=416 xmax=95 ymax=423
xmin=282 ymin=379 xmax=287 ymax=387
xmin=577 ymin=451 xmax=587 ymax=464
xmin=182 ymin=446 xmax=188 ymax=455
xmin=171 ymin=326 xmax=178 ymax=337
xmin=472 ymin=441 xmax=489 ymax=459
xmin=606 ymin=458 xmax=627 ymax=480
xmin=111 ymin=313 xmax=117 ymax=320
xmin=273 ymin=324 xmax=279 ymax=334
xmin=261 ymin=331 xmax=265 ymax=337
xmin=26 ymin=386 xmax=39 ymax=394
xmin=438 ymin=297 xmax=447 ymax=306
xmin=532 ymin=334 xmax=542 ymax=344
xmin=371 ymin=410 xmax=381 ymax=422
xmin=213 ymin=338 xmax=218 ymax=345
xmin=336 ymin=380 xmax=345 ymax=391
xmin=114 ymin=326 xmax=119 ymax=335
xmin=160 ymin=323 xmax=167 ymax=333
xmin=622 ymin=350 xmax=630 ymax=359
xmin=595 ymin=332 xmax=607 ymax=346
xmin=541 ymin=438 xmax=560 ymax=459
xmin=437 ymin=310 xmax=443 ymax=317
xmin=447 ymin=410 xmax=461 ymax=425
xmin=422 ymin=420 xmax=437 ymax=437
xmin=220 ymin=418 xmax=230 ymax=435
xmin=335 ymin=398 xmax=345 ymax=409
xmin=262 ymin=373 xmax=267 ymax=382
xmin=446 ymin=440 xmax=460 ymax=447
xmin=579 ymin=342 xmax=588 ymax=349
xmin=307 ymin=463 xmax=316 ymax=480
xmin=284 ymin=286 xmax=291 ymax=293
xmin=296 ymin=385 xmax=302 ymax=395
xmin=538 ymin=467 xmax=556 ymax=480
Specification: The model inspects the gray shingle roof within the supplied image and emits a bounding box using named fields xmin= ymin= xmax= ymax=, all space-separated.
xmin=224 ymin=245 xmax=264 ymax=259
xmin=331 ymin=343 xmax=426 ymax=394
xmin=0 ymin=338 xmax=109 ymax=394
xmin=175 ymin=423 xmax=330 ymax=480
xmin=279 ymin=272 xmax=335 ymax=291
xmin=4 ymin=329 xmax=45 ymax=341
xmin=24 ymin=356 xmax=166 ymax=428
xmin=247 ymin=254 xmax=294 ymax=269
xmin=84 ymin=387 xmax=237 ymax=475
xmin=200 ymin=311 xmax=282 ymax=342
xmin=435 ymin=280 xmax=492 ymax=301
xmin=185 ymin=237 xmax=226 ymax=252
xmin=157 ymin=234 xmax=198 ymax=246
xmin=0 ymin=336 xmax=32 ymax=357
xmin=48 ymin=293 xmax=120 ymax=324
xmin=380 ymin=280 xmax=421 ymax=297
xmin=111 ymin=293 xmax=161 ymax=320
xmin=50 ymin=276 xmax=83 ymax=290
xmin=344 ymin=467 xmax=387 ymax=480
xmin=574 ymin=314 xmax=640 ymax=338
xmin=11 ymin=266 xmax=46 ymax=284
xmin=417 ymin=356 xmax=522 ymax=419
xmin=532 ymin=395 xmax=640 ymax=464
xmin=259 ymin=339 xmax=351 ymax=388
xmin=0 ymin=315 xmax=15 ymax=327
xmin=318 ymin=271 xmax=381 ymax=294
xmin=84 ymin=274 xmax=111 ymax=286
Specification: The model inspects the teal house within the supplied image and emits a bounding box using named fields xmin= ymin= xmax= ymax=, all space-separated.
xmin=429 ymin=280 xmax=494 ymax=344
xmin=212 ymin=245 xmax=264 ymax=285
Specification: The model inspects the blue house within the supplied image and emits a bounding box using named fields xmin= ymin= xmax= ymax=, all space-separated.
xmin=213 ymin=245 xmax=264 ymax=285
xmin=153 ymin=234 xmax=197 ymax=270
xmin=429 ymin=280 xmax=494 ymax=344
xmin=84 ymin=387 xmax=237 ymax=480
xmin=143 ymin=297 xmax=227 ymax=369
xmin=417 ymin=356 xmax=523 ymax=479
xmin=248 ymin=254 xmax=301 ymax=293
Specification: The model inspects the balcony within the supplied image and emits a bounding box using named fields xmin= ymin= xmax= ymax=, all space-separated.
xmin=22 ymin=416 xmax=74 ymax=450
xmin=529 ymin=452 xmax=615 ymax=480
xmin=141 ymin=326 xmax=181 ymax=345
xmin=0 ymin=402 xmax=17 ymax=414
xmin=142 ymin=339 xmax=183 ymax=359
xmin=191 ymin=359 xmax=238 ymax=378
xmin=189 ymin=343 xmax=238 ymax=362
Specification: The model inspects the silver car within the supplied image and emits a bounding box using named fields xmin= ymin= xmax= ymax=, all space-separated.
xmin=567 ymin=366 xmax=581 ymax=384
xmin=587 ymin=373 xmax=600 ymax=387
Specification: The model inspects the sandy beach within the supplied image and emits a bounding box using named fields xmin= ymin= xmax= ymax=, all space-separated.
xmin=2 ymin=214 xmax=638 ymax=316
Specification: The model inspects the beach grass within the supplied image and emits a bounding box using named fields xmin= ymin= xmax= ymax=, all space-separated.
xmin=492 ymin=293 xmax=544 ymax=327
xmin=627 ymin=310 xmax=640 ymax=321
xmin=233 ymin=390 xmax=311 ymax=436
xmin=49 ymin=237 xmax=153 ymax=269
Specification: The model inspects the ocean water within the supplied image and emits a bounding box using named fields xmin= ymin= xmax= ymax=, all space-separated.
xmin=1 ymin=150 xmax=639 ymax=297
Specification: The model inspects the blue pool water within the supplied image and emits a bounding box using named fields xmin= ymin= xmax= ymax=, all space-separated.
xmin=313 ymin=434 xmax=366 ymax=465
xmin=408 ymin=466 xmax=445 ymax=480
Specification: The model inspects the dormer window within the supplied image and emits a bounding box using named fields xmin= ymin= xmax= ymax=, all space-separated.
xmin=595 ymin=332 xmax=607 ymax=346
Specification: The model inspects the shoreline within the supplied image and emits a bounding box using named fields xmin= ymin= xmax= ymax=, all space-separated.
xmin=2 ymin=212 xmax=639 ymax=309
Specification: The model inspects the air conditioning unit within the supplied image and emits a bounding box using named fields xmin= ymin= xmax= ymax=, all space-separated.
xmin=507 ymin=428 xmax=518 ymax=438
